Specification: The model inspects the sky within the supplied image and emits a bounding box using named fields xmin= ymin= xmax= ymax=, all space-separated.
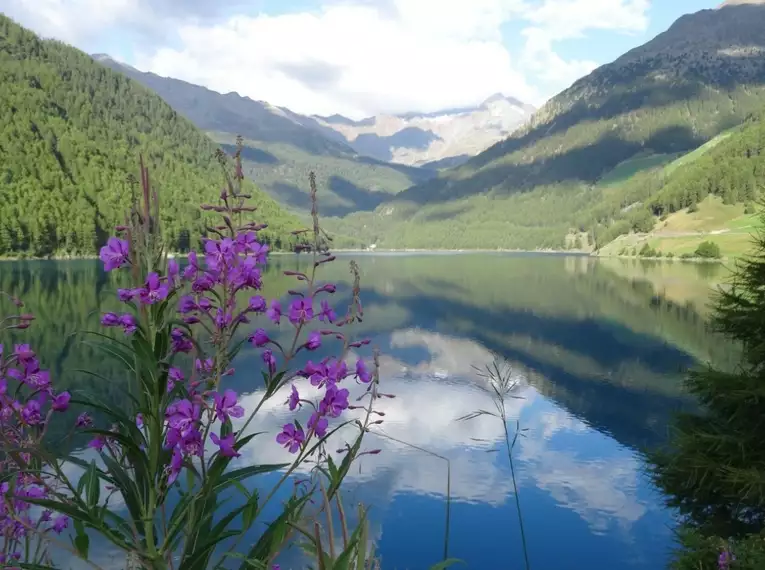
xmin=0 ymin=0 xmax=721 ymax=119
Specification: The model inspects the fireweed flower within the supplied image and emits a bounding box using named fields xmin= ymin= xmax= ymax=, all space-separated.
xmin=318 ymin=299 xmax=336 ymax=323
xmin=76 ymin=412 xmax=92 ymax=428
xmin=120 ymin=313 xmax=138 ymax=335
xmin=718 ymin=550 xmax=736 ymax=570
xmin=52 ymin=515 xmax=69 ymax=534
xmin=262 ymin=350 xmax=277 ymax=375
xmin=355 ymin=358 xmax=371 ymax=383
xmin=276 ymin=423 xmax=305 ymax=454
xmin=288 ymin=298 xmax=313 ymax=325
xmin=99 ymin=237 xmax=129 ymax=271
xmin=320 ymin=385 xmax=350 ymax=418
xmin=212 ymin=390 xmax=244 ymax=422
xmin=249 ymin=328 xmax=270 ymax=347
xmin=168 ymin=367 xmax=184 ymax=391
xmin=308 ymin=412 xmax=329 ymax=438
xmin=51 ymin=392 xmax=71 ymax=412
xmin=139 ymin=273 xmax=170 ymax=305
xmin=195 ymin=358 xmax=215 ymax=374
xmin=171 ymin=328 xmax=193 ymax=354
xmin=101 ymin=312 xmax=120 ymax=327
xmin=305 ymin=331 xmax=321 ymax=351
xmin=117 ymin=288 xmax=135 ymax=302
xmin=266 ymin=300 xmax=282 ymax=324
xmin=211 ymin=432 xmax=240 ymax=458
xmin=288 ymin=385 xmax=301 ymax=411
xmin=178 ymin=295 xmax=197 ymax=314
xmin=249 ymin=295 xmax=266 ymax=312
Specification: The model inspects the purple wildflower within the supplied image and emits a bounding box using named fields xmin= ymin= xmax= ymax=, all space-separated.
xmin=21 ymin=400 xmax=42 ymax=425
xmin=168 ymin=367 xmax=184 ymax=391
xmin=305 ymin=330 xmax=321 ymax=351
xmin=262 ymin=349 xmax=277 ymax=375
xmin=249 ymin=295 xmax=266 ymax=312
xmin=166 ymin=399 xmax=200 ymax=433
xmin=355 ymin=358 xmax=371 ymax=383
xmin=167 ymin=447 xmax=183 ymax=485
xmin=318 ymin=299 xmax=336 ymax=323
xmin=76 ymin=412 xmax=92 ymax=428
xmin=52 ymin=515 xmax=69 ymax=534
xmin=308 ymin=412 xmax=329 ymax=438
xmin=320 ymin=385 xmax=350 ymax=418
xmin=195 ymin=358 xmax=214 ymax=373
xmin=117 ymin=288 xmax=135 ymax=302
xmin=139 ymin=273 xmax=169 ymax=305
xmin=719 ymin=550 xmax=736 ymax=570
xmin=178 ymin=295 xmax=197 ymax=314
xmin=288 ymin=298 xmax=313 ymax=325
xmin=171 ymin=328 xmax=193 ymax=353
xmin=168 ymin=258 xmax=180 ymax=284
xmin=120 ymin=313 xmax=138 ymax=335
xmin=288 ymin=385 xmax=300 ymax=411
xmin=88 ymin=436 xmax=106 ymax=451
xmin=101 ymin=312 xmax=120 ymax=327
xmin=51 ymin=392 xmax=71 ymax=412
xmin=276 ymin=423 xmax=305 ymax=454
xmin=211 ymin=432 xmax=241 ymax=458
xmin=14 ymin=344 xmax=35 ymax=363
xmin=99 ymin=237 xmax=129 ymax=272
xmin=249 ymin=328 xmax=270 ymax=347
xmin=266 ymin=300 xmax=282 ymax=324
xmin=24 ymin=365 xmax=50 ymax=389
xmin=212 ymin=390 xmax=245 ymax=422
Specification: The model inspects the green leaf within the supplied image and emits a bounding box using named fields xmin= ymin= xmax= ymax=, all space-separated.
xmin=213 ymin=463 xmax=289 ymax=493
xmin=73 ymin=519 xmax=90 ymax=559
xmin=84 ymin=460 xmax=100 ymax=508
xmin=239 ymin=494 xmax=311 ymax=569
xmin=100 ymin=453 xmax=145 ymax=534
xmin=241 ymin=489 xmax=260 ymax=530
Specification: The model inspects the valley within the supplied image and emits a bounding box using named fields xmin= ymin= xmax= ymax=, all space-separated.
xmin=3 ymin=3 xmax=765 ymax=570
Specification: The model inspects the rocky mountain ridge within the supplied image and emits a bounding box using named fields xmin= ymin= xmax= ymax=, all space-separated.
xmin=306 ymin=94 xmax=535 ymax=168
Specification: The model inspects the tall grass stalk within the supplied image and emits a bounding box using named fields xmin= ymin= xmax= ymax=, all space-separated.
xmin=458 ymin=356 xmax=530 ymax=570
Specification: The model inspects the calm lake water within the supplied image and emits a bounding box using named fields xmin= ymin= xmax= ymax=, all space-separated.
xmin=0 ymin=254 xmax=737 ymax=570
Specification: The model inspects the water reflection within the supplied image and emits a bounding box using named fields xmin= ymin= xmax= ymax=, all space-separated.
xmin=0 ymin=255 xmax=738 ymax=569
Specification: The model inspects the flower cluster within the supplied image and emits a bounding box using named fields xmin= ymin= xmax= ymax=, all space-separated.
xmin=1 ymin=317 xmax=72 ymax=560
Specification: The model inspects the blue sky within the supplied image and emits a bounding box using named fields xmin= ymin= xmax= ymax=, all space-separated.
xmin=3 ymin=0 xmax=722 ymax=117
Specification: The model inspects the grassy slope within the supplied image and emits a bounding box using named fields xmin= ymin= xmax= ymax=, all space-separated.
xmin=599 ymin=196 xmax=759 ymax=258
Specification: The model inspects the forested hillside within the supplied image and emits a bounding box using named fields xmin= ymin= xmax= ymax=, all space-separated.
xmin=0 ymin=16 xmax=299 ymax=258
xmin=94 ymin=57 xmax=435 ymax=216
xmin=591 ymin=108 xmax=765 ymax=248
xmin=338 ymin=3 xmax=765 ymax=251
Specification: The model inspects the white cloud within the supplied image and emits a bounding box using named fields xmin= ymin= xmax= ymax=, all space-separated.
xmin=1 ymin=0 xmax=653 ymax=117
xmin=38 ymin=329 xmax=663 ymax=567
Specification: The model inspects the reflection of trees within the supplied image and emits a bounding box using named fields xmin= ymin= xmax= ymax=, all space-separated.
xmin=2 ymin=254 xmax=737 ymax=454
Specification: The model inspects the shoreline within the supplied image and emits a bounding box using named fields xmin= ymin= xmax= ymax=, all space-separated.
xmin=0 ymin=249 xmax=726 ymax=263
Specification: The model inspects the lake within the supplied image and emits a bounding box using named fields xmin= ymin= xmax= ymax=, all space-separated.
xmin=0 ymin=254 xmax=737 ymax=570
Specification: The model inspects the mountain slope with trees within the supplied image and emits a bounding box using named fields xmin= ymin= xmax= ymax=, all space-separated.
xmin=93 ymin=56 xmax=436 ymax=216
xmin=0 ymin=15 xmax=300 ymax=258
xmin=340 ymin=2 xmax=765 ymax=250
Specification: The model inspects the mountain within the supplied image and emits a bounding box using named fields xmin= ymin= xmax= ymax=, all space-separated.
xmin=93 ymin=56 xmax=435 ymax=216
xmin=0 ymin=16 xmax=300 ymax=258
xmin=340 ymin=2 xmax=765 ymax=250
xmin=306 ymin=94 xmax=535 ymax=168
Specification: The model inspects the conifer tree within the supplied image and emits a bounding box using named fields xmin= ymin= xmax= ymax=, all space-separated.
xmin=650 ymin=212 xmax=765 ymax=568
